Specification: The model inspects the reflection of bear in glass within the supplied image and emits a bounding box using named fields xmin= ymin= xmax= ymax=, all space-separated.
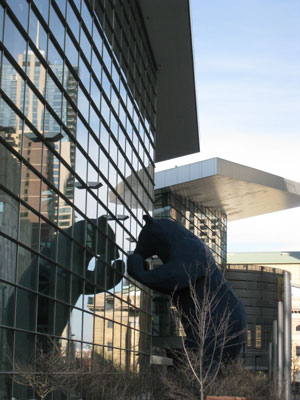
xmin=127 ymin=215 xmax=247 ymax=366
xmin=14 ymin=216 xmax=124 ymax=337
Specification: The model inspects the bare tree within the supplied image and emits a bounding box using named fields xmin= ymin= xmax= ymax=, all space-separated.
xmin=11 ymin=339 xmax=82 ymax=400
xmin=208 ymin=359 xmax=280 ymax=400
xmin=162 ymin=269 xmax=246 ymax=400
xmin=291 ymin=356 xmax=300 ymax=399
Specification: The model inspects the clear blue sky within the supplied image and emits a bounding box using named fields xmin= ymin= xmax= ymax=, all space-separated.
xmin=157 ymin=0 xmax=300 ymax=252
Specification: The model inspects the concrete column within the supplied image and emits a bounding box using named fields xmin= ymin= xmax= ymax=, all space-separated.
xmin=283 ymin=271 xmax=292 ymax=400
xmin=273 ymin=319 xmax=278 ymax=380
xmin=278 ymin=301 xmax=284 ymax=397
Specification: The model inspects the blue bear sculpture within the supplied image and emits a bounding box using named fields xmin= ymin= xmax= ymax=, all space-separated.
xmin=127 ymin=215 xmax=247 ymax=366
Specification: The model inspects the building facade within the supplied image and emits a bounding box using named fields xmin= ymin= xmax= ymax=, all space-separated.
xmin=0 ymin=0 xmax=190 ymax=398
xmin=226 ymin=264 xmax=284 ymax=371
xmin=228 ymin=252 xmax=300 ymax=374
xmin=0 ymin=0 xmax=200 ymax=398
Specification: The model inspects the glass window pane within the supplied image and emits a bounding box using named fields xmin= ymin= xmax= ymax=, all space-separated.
xmin=37 ymin=295 xmax=54 ymax=334
xmin=38 ymin=256 xmax=56 ymax=297
xmin=17 ymin=246 xmax=38 ymax=290
xmin=29 ymin=10 xmax=47 ymax=56
xmin=56 ymin=266 xmax=70 ymax=302
xmin=55 ymin=302 xmax=70 ymax=336
xmin=0 ymin=189 xmax=18 ymax=239
xmin=0 ymin=327 xmax=14 ymax=373
xmin=49 ymin=6 xmax=65 ymax=50
xmin=0 ymin=236 xmax=17 ymax=283
xmin=4 ymin=16 xmax=27 ymax=64
xmin=32 ymin=0 xmax=49 ymax=23
xmin=65 ymin=33 xmax=79 ymax=68
xmin=0 ymin=282 xmax=15 ymax=327
xmin=67 ymin=1 xmax=80 ymax=42
xmin=16 ymin=288 xmax=36 ymax=331
xmin=1 ymin=57 xmax=25 ymax=112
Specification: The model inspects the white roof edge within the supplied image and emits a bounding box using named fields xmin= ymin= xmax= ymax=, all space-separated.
xmin=154 ymin=158 xmax=300 ymax=221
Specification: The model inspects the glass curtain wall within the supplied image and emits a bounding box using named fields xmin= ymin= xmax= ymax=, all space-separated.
xmin=0 ymin=0 xmax=156 ymax=398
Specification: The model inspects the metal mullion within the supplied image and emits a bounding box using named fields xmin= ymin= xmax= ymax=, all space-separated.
xmin=91 ymin=11 xmax=156 ymax=150
xmin=81 ymin=101 xmax=153 ymax=206
xmin=106 ymin=114 xmax=155 ymax=194
xmin=95 ymin=0 xmax=157 ymax=146
xmin=107 ymin=71 xmax=155 ymax=166
xmin=104 ymin=157 xmax=151 ymax=219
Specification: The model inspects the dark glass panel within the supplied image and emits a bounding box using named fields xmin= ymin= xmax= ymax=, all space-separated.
xmin=0 ymin=327 xmax=14 ymax=372
xmin=16 ymin=288 xmax=36 ymax=331
xmin=56 ymin=266 xmax=70 ymax=302
xmin=0 ymin=236 xmax=17 ymax=283
xmin=14 ymin=330 xmax=35 ymax=365
xmin=0 ymin=374 xmax=12 ymax=399
xmin=40 ymin=221 xmax=57 ymax=259
xmin=57 ymin=230 xmax=72 ymax=269
xmin=17 ymin=246 xmax=38 ymax=290
xmin=38 ymin=256 xmax=56 ymax=297
xmin=71 ymin=274 xmax=84 ymax=307
xmin=0 ymin=282 xmax=15 ymax=327
xmin=37 ymin=294 xmax=54 ymax=334
xmin=55 ymin=302 xmax=70 ymax=336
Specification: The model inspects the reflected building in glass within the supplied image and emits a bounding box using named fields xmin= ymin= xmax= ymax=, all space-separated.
xmin=0 ymin=0 xmax=199 ymax=398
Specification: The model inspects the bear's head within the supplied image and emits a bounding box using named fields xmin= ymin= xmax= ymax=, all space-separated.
xmin=133 ymin=215 xmax=191 ymax=263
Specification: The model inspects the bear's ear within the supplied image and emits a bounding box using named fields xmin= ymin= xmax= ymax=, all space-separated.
xmin=143 ymin=215 xmax=153 ymax=224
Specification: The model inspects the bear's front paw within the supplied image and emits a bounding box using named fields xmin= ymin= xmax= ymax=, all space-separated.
xmin=127 ymin=253 xmax=145 ymax=277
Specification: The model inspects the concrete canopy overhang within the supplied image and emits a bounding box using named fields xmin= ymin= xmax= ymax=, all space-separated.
xmin=138 ymin=0 xmax=200 ymax=163
xmin=155 ymin=158 xmax=300 ymax=221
